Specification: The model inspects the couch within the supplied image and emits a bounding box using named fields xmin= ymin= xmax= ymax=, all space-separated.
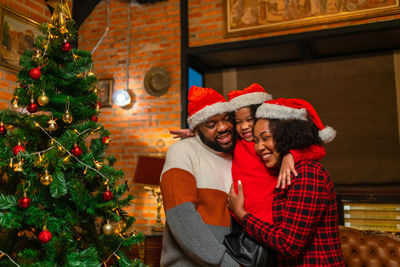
xmin=339 ymin=225 xmax=400 ymax=267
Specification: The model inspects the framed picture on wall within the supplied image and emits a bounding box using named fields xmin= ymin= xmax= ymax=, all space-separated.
xmin=0 ymin=6 xmax=43 ymax=72
xmin=97 ymin=79 xmax=113 ymax=107
xmin=224 ymin=0 xmax=400 ymax=37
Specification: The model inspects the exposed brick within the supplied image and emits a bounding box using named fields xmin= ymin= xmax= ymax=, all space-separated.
xmin=0 ymin=101 xmax=9 ymax=109
xmin=4 ymin=73 xmax=17 ymax=83
xmin=78 ymin=0 xmax=400 ymax=230
xmin=0 ymin=80 xmax=11 ymax=90
xmin=0 ymin=90 xmax=13 ymax=101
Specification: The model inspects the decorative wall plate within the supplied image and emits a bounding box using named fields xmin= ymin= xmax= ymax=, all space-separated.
xmin=144 ymin=66 xmax=170 ymax=97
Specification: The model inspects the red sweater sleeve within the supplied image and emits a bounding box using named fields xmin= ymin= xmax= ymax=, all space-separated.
xmin=290 ymin=145 xmax=326 ymax=163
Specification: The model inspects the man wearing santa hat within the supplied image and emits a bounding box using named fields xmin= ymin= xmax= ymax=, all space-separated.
xmin=159 ymin=86 xmax=239 ymax=266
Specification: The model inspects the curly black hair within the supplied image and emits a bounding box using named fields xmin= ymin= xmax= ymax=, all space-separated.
xmin=249 ymin=104 xmax=260 ymax=119
xmin=267 ymin=119 xmax=322 ymax=161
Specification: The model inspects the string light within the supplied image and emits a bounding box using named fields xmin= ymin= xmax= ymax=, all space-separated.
xmin=63 ymin=154 xmax=71 ymax=162
xmin=4 ymin=123 xmax=113 ymax=187
xmin=7 ymin=146 xmax=55 ymax=162
xmin=0 ymin=249 xmax=20 ymax=267
xmin=0 ymin=5 xmax=130 ymax=265
xmin=101 ymin=242 xmax=123 ymax=266
xmin=34 ymin=123 xmax=109 ymax=180
xmin=77 ymin=126 xmax=102 ymax=137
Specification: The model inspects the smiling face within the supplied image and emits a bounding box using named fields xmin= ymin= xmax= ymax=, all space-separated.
xmin=253 ymin=119 xmax=281 ymax=168
xmin=235 ymin=107 xmax=255 ymax=142
xmin=196 ymin=112 xmax=235 ymax=153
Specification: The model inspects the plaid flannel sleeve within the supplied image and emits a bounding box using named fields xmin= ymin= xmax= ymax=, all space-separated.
xmin=242 ymin=163 xmax=329 ymax=258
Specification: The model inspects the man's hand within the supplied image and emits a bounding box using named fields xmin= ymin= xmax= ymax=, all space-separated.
xmin=169 ymin=129 xmax=194 ymax=139
xmin=227 ymin=181 xmax=247 ymax=222
xmin=277 ymin=153 xmax=297 ymax=188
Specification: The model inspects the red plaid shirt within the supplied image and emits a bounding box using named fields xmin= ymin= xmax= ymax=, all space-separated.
xmin=242 ymin=160 xmax=344 ymax=266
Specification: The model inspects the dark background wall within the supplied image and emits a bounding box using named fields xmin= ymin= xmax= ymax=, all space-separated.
xmin=206 ymin=52 xmax=400 ymax=185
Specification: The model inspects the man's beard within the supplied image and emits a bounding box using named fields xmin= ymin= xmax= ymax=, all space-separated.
xmin=198 ymin=130 xmax=236 ymax=153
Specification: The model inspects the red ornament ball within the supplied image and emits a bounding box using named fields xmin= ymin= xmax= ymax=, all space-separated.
xmin=91 ymin=116 xmax=98 ymax=122
xmin=71 ymin=145 xmax=82 ymax=157
xmin=62 ymin=42 xmax=72 ymax=52
xmin=13 ymin=144 xmax=25 ymax=155
xmin=103 ymin=190 xmax=113 ymax=201
xmin=38 ymin=230 xmax=52 ymax=243
xmin=27 ymin=102 xmax=39 ymax=113
xmin=97 ymin=101 xmax=102 ymax=109
xmin=18 ymin=196 xmax=31 ymax=208
xmin=0 ymin=124 xmax=7 ymax=135
xmin=102 ymin=136 xmax=110 ymax=144
xmin=29 ymin=68 xmax=41 ymax=80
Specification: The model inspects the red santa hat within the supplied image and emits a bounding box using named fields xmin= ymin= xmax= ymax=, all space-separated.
xmin=256 ymin=98 xmax=336 ymax=143
xmin=228 ymin=83 xmax=272 ymax=110
xmin=187 ymin=85 xmax=235 ymax=129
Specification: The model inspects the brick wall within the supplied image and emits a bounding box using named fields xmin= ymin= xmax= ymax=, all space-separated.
xmin=78 ymin=0 xmax=180 ymax=227
xmin=188 ymin=0 xmax=400 ymax=47
xmin=0 ymin=0 xmax=50 ymax=109
xmin=2 ymin=0 xmax=397 ymax=230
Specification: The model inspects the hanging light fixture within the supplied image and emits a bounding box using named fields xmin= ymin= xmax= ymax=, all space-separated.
xmin=112 ymin=0 xmax=133 ymax=107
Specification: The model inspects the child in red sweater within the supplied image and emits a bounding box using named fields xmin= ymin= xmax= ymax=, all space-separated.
xmin=227 ymin=83 xmax=325 ymax=224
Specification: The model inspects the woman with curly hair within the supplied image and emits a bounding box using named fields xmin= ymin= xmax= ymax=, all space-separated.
xmin=228 ymin=98 xmax=344 ymax=266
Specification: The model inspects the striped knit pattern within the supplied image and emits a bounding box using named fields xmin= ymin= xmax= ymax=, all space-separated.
xmin=160 ymin=136 xmax=239 ymax=266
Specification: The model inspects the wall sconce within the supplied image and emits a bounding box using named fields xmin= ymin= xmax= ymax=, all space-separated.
xmin=112 ymin=89 xmax=132 ymax=107
xmin=134 ymin=155 xmax=165 ymax=232
xmin=112 ymin=0 xmax=133 ymax=108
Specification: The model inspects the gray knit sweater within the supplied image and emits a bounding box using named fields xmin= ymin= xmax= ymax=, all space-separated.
xmin=159 ymin=136 xmax=239 ymax=266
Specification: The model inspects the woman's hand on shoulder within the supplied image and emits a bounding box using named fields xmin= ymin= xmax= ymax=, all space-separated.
xmin=277 ymin=153 xmax=298 ymax=188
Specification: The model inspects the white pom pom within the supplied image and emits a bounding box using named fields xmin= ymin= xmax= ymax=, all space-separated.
xmin=319 ymin=126 xmax=336 ymax=143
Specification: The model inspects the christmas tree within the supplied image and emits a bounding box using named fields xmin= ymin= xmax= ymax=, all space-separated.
xmin=0 ymin=1 xmax=144 ymax=266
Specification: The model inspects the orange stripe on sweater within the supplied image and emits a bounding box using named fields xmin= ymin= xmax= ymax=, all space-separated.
xmin=161 ymin=168 xmax=231 ymax=227
xmin=161 ymin=168 xmax=197 ymax=212
xmin=197 ymin=188 xmax=230 ymax=227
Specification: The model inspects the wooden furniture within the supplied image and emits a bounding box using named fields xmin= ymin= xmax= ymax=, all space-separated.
xmin=126 ymin=226 xmax=163 ymax=267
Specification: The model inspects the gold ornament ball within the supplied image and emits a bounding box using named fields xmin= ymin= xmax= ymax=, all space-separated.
xmin=38 ymin=94 xmax=49 ymax=106
xmin=102 ymin=223 xmax=113 ymax=235
xmin=40 ymin=171 xmax=53 ymax=186
xmin=87 ymin=71 xmax=95 ymax=77
xmin=62 ymin=111 xmax=73 ymax=124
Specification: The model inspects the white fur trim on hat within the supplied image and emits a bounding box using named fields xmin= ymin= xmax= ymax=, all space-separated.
xmin=187 ymin=101 xmax=235 ymax=129
xmin=256 ymin=103 xmax=308 ymax=120
xmin=319 ymin=126 xmax=336 ymax=143
xmin=230 ymin=92 xmax=273 ymax=110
